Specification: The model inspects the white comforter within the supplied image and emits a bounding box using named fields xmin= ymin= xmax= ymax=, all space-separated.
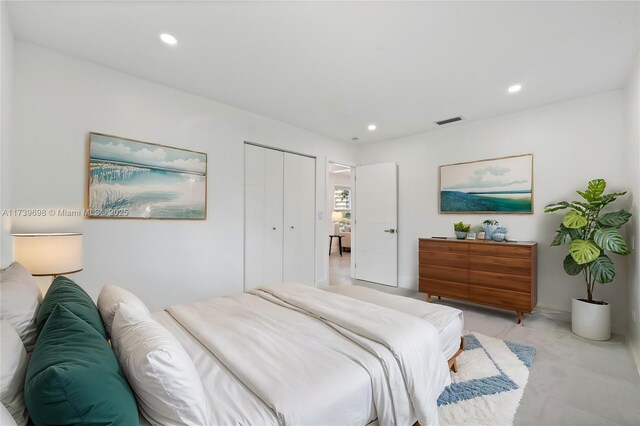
xmin=167 ymin=283 xmax=450 ymax=426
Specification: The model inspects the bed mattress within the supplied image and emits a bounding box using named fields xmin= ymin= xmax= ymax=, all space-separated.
xmin=325 ymin=285 xmax=464 ymax=360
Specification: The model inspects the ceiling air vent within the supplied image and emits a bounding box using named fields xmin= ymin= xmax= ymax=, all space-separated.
xmin=435 ymin=116 xmax=463 ymax=126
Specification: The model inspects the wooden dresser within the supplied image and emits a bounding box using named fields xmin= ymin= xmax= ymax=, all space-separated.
xmin=418 ymin=238 xmax=537 ymax=324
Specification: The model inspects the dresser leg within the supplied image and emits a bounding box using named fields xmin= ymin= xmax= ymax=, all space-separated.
xmin=517 ymin=311 xmax=524 ymax=325
xmin=426 ymin=294 xmax=432 ymax=302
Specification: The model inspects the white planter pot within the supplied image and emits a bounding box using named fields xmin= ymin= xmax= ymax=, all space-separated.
xmin=571 ymin=298 xmax=611 ymax=341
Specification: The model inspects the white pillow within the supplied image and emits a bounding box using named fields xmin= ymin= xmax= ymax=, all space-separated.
xmin=97 ymin=284 xmax=150 ymax=336
xmin=111 ymin=304 xmax=208 ymax=426
xmin=0 ymin=403 xmax=18 ymax=426
xmin=0 ymin=321 xmax=28 ymax=426
xmin=0 ymin=262 xmax=42 ymax=352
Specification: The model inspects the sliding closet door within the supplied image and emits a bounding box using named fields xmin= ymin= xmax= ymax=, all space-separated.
xmin=283 ymin=153 xmax=316 ymax=285
xmin=244 ymin=145 xmax=284 ymax=290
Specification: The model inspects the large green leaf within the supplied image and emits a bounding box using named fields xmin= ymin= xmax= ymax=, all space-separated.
xmin=589 ymin=255 xmax=616 ymax=284
xmin=576 ymin=190 xmax=593 ymax=202
xmin=593 ymin=191 xmax=627 ymax=208
xmin=551 ymin=225 xmax=581 ymax=246
xmin=593 ymin=227 xmax=630 ymax=255
xmin=586 ymin=179 xmax=606 ymax=200
xmin=563 ymin=210 xmax=587 ymax=229
xmin=569 ymin=239 xmax=601 ymax=265
xmin=563 ymin=254 xmax=585 ymax=275
xmin=597 ymin=210 xmax=632 ymax=228
xmin=544 ymin=202 xmax=571 ymax=213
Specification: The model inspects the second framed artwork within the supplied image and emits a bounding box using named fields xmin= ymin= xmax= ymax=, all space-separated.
xmin=88 ymin=133 xmax=207 ymax=219
xmin=439 ymin=154 xmax=533 ymax=214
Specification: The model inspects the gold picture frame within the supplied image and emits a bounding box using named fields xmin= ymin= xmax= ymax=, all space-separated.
xmin=87 ymin=132 xmax=207 ymax=220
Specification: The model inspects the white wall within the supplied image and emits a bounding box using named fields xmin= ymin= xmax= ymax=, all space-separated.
xmin=624 ymin=53 xmax=640 ymax=370
xmin=0 ymin=2 xmax=14 ymax=265
xmin=7 ymin=41 xmax=358 ymax=310
xmin=359 ymin=91 xmax=630 ymax=332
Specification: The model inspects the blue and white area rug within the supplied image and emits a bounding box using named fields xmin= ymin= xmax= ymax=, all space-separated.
xmin=437 ymin=332 xmax=536 ymax=426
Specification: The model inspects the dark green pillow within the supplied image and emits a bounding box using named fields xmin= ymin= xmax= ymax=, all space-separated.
xmin=25 ymin=304 xmax=139 ymax=426
xmin=36 ymin=275 xmax=107 ymax=339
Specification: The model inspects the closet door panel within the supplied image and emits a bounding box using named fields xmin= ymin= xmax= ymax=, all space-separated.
xmin=265 ymin=149 xmax=284 ymax=187
xmin=300 ymin=156 xmax=315 ymax=190
xmin=244 ymin=225 xmax=264 ymax=290
xmin=244 ymin=145 xmax=265 ymax=186
xmin=263 ymin=150 xmax=284 ymax=285
xmin=245 ymin=185 xmax=265 ymax=229
xmin=283 ymin=186 xmax=301 ymax=283
xmin=299 ymin=222 xmax=315 ymax=285
xmin=244 ymin=146 xmax=266 ymax=291
xmin=284 ymin=153 xmax=301 ymax=188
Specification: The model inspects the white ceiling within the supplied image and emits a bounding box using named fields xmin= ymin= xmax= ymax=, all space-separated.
xmin=7 ymin=1 xmax=640 ymax=144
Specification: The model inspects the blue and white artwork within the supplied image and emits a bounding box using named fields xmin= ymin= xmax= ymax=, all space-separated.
xmin=89 ymin=133 xmax=207 ymax=219
xmin=439 ymin=154 xmax=533 ymax=214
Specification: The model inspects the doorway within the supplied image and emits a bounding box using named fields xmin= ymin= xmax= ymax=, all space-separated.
xmin=327 ymin=162 xmax=354 ymax=286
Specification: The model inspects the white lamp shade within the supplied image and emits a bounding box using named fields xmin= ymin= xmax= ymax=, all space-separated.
xmin=12 ymin=233 xmax=83 ymax=276
xmin=331 ymin=211 xmax=343 ymax=222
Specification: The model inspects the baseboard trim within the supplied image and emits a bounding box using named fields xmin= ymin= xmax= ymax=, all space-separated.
xmin=625 ymin=334 xmax=640 ymax=377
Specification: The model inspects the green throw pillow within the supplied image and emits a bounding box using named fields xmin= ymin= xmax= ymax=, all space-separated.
xmin=36 ymin=275 xmax=107 ymax=339
xmin=25 ymin=304 xmax=139 ymax=426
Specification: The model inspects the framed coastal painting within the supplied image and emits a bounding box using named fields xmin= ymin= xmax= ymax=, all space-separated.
xmin=88 ymin=133 xmax=207 ymax=219
xmin=439 ymin=154 xmax=533 ymax=214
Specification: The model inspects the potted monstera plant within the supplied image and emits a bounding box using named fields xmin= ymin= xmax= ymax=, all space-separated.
xmin=545 ymin=179 xmax=631 ymax=340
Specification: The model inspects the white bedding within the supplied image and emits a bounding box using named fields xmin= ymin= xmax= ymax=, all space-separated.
xmin=158 ymin=295 xmax=380 ymax=425
xmin=325 ymin=285 xmax=464 ymax=359
xmin=155 ymin=284 xmax=453 ymax=426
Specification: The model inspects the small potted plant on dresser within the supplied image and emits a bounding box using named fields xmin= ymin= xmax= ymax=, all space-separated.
xmin=453 ymin=222 xmax=471 ymax=239
xmin=545 ymin=179 xmax=631 ymax=340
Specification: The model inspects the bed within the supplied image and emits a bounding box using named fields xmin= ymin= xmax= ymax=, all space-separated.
xmin=147 ymin=283 xmax=464 ymax=426
xmin=2 ymin=262 xmax=464 ymax=426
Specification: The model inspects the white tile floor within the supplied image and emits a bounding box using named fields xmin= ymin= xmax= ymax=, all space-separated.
xmin=328 ymin=253 xmax=640 ymax=425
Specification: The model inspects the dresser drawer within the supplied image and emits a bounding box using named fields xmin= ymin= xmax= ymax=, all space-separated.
xmin=470 ymin=255 xmax=531 ymax=277
xmin=469 ymin=286 xmax=532 ymax=312
xmin=469 ymin=244 xmax=531 ymax=259
xmin=470 ymin=270 xmax=531 ymax=293
xmin=421 ymin=264 xmax=469 ymax=283
xmin=419 ymin=251 xmax=469 ymax=269
xmin=420 ymin=240 xmax=469 ymax=253
xmin=420 ymin=278 xmax=469 ymax=299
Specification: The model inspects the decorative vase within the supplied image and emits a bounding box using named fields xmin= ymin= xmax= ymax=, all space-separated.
xmin=492 ymin=232 xmax=505 ymax=242
xmin=571 ymin=298 xmax=611 ymax=341
xmin=454 ymin=231 xmax=467 ymax=240
xmin=483 ymin=224 xmax=498 ymax=240
xmin=492 ymin=227 xmax=507 ymax=241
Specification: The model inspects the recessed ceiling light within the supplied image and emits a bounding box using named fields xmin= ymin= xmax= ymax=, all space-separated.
xmin=367 ymin=124 xmax=377 ymax=131
xmin=160 ymin=33 xmax=178 ymax=46
xmin=508 ymin=84 xmax=522 ymax=93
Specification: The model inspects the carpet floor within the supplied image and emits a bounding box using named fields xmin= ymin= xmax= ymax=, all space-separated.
xmin=328 ymin=255 xmax=640 ymax=425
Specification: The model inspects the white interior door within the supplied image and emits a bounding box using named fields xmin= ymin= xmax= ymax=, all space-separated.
xmin=283 ymin=152 xmax=316 ymax=285
xmin=354 ymin=162 xmax=398 ymax=287
xmin=244 ymin=145 xmax=284 ymax=290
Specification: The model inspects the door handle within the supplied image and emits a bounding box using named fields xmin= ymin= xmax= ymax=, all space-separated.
xmin=384 ymin=229 xmax=396 ymax=234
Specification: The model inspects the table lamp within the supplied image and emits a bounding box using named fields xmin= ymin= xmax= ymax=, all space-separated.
xmin=331 ymin=211 xmax=342 ymax=234
xmin=12 ymin=233 xmax=83 ymax=277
